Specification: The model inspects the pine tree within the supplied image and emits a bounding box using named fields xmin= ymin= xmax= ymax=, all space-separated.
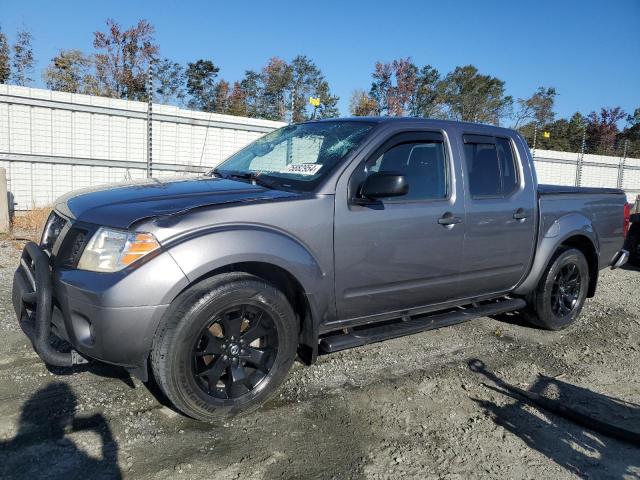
xmin=0 ymin=27 xmax=9 ymax=83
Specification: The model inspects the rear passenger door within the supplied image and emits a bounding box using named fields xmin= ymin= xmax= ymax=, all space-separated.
xmin=460 ymin=134 xmax=536 ymax=296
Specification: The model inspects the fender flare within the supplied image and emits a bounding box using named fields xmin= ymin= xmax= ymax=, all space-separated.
xmin=514 ymin=213 xmax=599 ymax=296
xmin=162 ymin=224 xmax=331 ymax=359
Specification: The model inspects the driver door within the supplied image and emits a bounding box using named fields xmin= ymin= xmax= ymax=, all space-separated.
xmin=333 ymin=131 xmax=466 ymax=321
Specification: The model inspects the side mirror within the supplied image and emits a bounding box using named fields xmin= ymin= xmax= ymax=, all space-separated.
xmin=357 ymin=172 xmax=408 ymax=202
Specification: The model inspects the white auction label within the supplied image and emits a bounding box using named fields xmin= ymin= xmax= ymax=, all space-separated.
xmin=281 ymin=163 xmax=322 ymax=176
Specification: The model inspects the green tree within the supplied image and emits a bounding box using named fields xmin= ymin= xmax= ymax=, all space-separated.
xmin=11 ymin=28 xmax=34 ymax=86
xmin=315 ymin=79 xmax=339 ymax=119
xmin=185 ymin=59 xmax=219 ymax=111
xmin=154 ymin=58 xmax=185 ymax=105
xmin=513 ymin=87 xmax=557 ymax=128
xmin=620 ymin=107 xmax=640 ymax=157
xmin=290 ymin=55 xmax=322 ymax=122
xmin=289 ymin=55 xmax=339 ymax=121
xmin=440 ymin=65 xmax=512 ymax=125
xmin=240 ymin=70 xmax=263 ymax=118
xmin=410 ymin=65 xmax=442 ymax=118
xmin=93 ymin=19 xmax=159 ymax=100
xmin=0 ymin=27 xmax=9 ymax=84
xmin=238 ymin=56 xmax=338 ymax=121
xmin=42 ymin=49 xmax=98 ymax=94
xmin=261 ymin=57 xmax=292 ymax=120
xmin=520 ymin=112 xmax=586 ymax=152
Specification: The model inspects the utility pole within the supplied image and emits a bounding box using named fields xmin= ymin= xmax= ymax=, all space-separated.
xmin=618 ymin=139 xmax=629 ymax=189
xmin=146 ymin=60 xmax=154 ymax=178
xmin=575 ymin=127 xmax=586 ymax=186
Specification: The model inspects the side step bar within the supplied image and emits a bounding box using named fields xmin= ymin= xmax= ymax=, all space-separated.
xmin=319 ymin=298 xmax=527 ymax=354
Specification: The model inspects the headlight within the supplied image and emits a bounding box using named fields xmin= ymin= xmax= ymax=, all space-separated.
xmin=77 ymin=227 xmax=160 ymax=272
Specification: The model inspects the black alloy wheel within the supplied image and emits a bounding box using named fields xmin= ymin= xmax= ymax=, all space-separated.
xmin=550 ymin=263 xmax=582 ymax=317
xmin=524 ymin=247 xmax=589 ymax=331
xmin=151 ymin=272 xmax=298 ymax=422
xmin=193 ymin=303 xmax=278 ymax=399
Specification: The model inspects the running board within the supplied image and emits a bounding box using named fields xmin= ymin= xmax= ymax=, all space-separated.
xmin=319 ymin=298 xmax=527 ymax=354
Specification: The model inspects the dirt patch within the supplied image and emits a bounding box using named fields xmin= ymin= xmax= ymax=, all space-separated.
xmin=11 ymin=207 xmax=52 ymax=242
xmin=0 ymin=238 xmax=639 ymax=479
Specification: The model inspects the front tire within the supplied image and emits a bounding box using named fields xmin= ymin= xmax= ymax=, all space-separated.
xmin=525 ymin=247 xmax=589 ymax=330
xmin=151 ymin=273 xmax=298 ymax=422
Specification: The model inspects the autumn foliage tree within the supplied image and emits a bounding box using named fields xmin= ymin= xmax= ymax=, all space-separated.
xmin=349 ymin=89 xmax=378 ymax=116
xmin=42 ymin=49 xmax=98 ymax=94
xmin=586 ymin=107 xmax=626 ymax=154
xmin=93 ymin=19 xmax=159 ymax=100
xmin=513 ymin=87 xmax=557 ymax=128
xmin=11 ymin=28 xmax=34 ymax=86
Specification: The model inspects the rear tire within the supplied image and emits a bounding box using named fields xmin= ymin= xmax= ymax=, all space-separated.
xmin=524 ymin=247 xmax=589 ymax=330
xmin=151 ymin=273 xmax=298 ymax=422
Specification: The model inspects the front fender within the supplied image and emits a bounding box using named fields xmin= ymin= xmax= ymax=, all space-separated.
xmin=514 ymin=213 xmax=599 ymax=295
xmin=164 ymin=225 xmax=331 ymax=323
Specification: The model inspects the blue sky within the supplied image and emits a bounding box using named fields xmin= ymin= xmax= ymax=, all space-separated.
xmin=1 ymin=0 xmax=638 ymax=122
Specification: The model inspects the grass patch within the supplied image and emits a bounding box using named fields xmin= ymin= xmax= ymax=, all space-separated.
xmin=11 ymin=207 xmax=51 ymax=241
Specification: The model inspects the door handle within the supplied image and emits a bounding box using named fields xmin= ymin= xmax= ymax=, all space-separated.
xmin=513 ymin=208 xmax=527 ymax=221
xmin=438 ymin=213 xmax=462 ymax=227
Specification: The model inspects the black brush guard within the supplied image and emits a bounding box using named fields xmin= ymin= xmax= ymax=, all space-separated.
xmin=12 ymin=241 xmax=87 ymax=367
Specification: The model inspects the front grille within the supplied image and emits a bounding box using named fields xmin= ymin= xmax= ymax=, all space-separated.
xmin=40 ymin=212 xmax=67 ymax=251
xmin=55 ymin=227 xmax=88 ymax=268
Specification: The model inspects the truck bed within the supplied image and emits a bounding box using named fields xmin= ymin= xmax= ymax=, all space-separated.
xmin=537 ymin=184 xmax=626 ymax=271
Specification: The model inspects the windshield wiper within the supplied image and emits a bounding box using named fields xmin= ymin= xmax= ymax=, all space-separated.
xmin=225 ymin=171 xmax=279 ymax=190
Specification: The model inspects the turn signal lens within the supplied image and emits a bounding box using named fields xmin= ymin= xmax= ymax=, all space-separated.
xmin=120 ymin=233 xmax=160 ymax=266
xmin=78 ymin=228 xmax=160 ymax=272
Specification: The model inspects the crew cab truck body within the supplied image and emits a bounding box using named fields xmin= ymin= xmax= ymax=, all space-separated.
xmin=12 ymin=118 xmax=628 ymax=421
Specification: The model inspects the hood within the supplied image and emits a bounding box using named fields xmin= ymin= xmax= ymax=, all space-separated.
xmin=55 ymin=175 xmax=298 ymax=229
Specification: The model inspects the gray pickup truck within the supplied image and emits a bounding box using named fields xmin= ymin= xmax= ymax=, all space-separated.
xmin=13 ymin=118 xmax=628 ymax=421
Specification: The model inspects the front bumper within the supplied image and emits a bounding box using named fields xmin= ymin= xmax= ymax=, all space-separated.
xmin=12 ymin=242 xmax=170 ymax=373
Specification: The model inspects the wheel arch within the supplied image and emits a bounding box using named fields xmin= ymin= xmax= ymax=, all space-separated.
xmin=558 ymin=234 xmax=599 ymax=297
xmin=161 ymin=226 xmax=334 ymax=365
xmin=181 ymin=261 xmax=318 ymax=364
xmin=514 ymin=213 xmax=600 ymax=297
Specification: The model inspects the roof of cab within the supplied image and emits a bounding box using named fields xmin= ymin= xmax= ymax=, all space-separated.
xmin=309 ymin=116 xmax=518 ymax=134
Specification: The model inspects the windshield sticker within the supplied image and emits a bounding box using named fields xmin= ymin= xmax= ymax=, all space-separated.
xmin=281 ymin=163 xmax=322 ymax=176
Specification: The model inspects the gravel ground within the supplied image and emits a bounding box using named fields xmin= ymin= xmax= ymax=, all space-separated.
xmin=1 ymin=236 xmax=639 ymax=479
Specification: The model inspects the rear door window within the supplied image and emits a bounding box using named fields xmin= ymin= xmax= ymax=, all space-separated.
xmin=463 ymin=135 xmax=519 ymax=198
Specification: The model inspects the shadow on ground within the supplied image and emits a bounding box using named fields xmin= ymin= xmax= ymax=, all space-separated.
xmin=469 ymin=358 xmax=640 ymax=478
xmin=0 ymin=382 xmax=122 ymax=480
